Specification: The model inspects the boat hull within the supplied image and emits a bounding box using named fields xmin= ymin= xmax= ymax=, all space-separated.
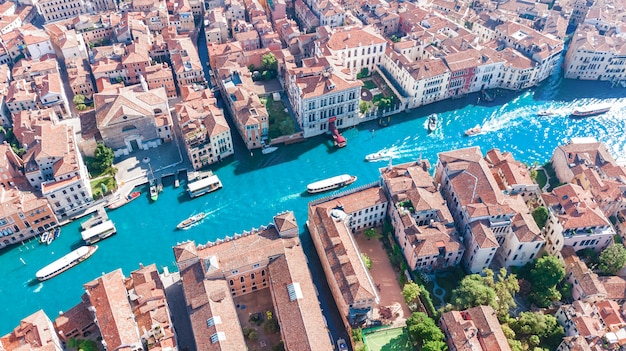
xmin=177 ymin=213 xmax=206 ymax=229
xmin=36 ymin=246 xmax=98 ymax=281
xmin=570 ymin=107 xmax=610 ymax=118
xmin=307 ymin=175 xmax=357 ymax=194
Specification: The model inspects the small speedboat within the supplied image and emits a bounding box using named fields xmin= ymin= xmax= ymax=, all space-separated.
xmin=150 ymin=183 xmax=158 ymax=202
xmin=427 ymin=114 xmax=438 ymax=132
xmin=570 ymin=104 xmax=611 ymax=118
xmin=537 ymin=109 xmax=557 ymax=116
xmin=365 ymin=151 xmax=391 ymax=162
xmin=177 ymin=212 xmax=207 ymax=230
xmin=262 ymin=145 xmax=278 ymax=154
xmin=40 ymin=232 xmax=50 ymax=244
xmin=464 ymin=125 xmax=482 ymax=137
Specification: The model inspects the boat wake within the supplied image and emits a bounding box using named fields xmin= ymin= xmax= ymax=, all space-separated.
xmin=33 ymin=283 xmax=43 ymax=293
xmin=278 ymin=193 xmax=301 ymax=202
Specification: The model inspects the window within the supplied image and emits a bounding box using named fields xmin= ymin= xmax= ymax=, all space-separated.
xmin=206 ymin=316 xmax=222 ymax=327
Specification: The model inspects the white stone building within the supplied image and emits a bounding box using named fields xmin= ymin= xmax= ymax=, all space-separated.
xmin=286 ymin=56 xmax=362 ymax=138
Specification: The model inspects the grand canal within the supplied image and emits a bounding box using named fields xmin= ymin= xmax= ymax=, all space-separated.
xmin=1 ymin=71 xmax=626 ymax=337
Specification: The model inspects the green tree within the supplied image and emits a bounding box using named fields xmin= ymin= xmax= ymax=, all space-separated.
xmin=76 ymin=103 xmax=87 ymax=111
xmin=93 ymin=143 xmax=114 ymax=174
xmin=599 ymin=244 xmax=626 ymax=275
xmin=450 ymin=274 xmax=497 ymax=310
xmin=407 ymin=312 xmax=445 ymax=346
xmin=532 ymin=206 xmax=549 ymax=229
xmin=450 ymin=268 xmax=518 ymax=320
xmin=402 ymin=282 xmax=421 ymax=308
xmin=528 ymin=255 xmax=565 ymax=307
xmin=73 ymin=94 xmax=85 ymax=105
xmin=262 ymin=53 xmax=278 ymax=73
xmin=360 ymin=253 xmax=372 ymax=270
xmin=422 ymin=340 xmax=447 ymax=351
xmin=359 ymin=101 xmax=370 ymax=114
xmin=364 ymin=228 xmax=380 ymax=239
xmin=529 ymin=168 xmax=538 ymax=180
xmin=356 ymin=67 xmax=369 ymax=79
xmin=509 ymin=312 xmax=564 ymax=350
xmin=491 ymin=268 xmax=520 ymax=320
xmin=264 ymin=318 xmax=279 ymax=333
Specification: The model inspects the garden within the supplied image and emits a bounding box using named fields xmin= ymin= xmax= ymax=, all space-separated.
xmin=260 ymin=96 xmax=296 ymax=139
xmin=357 ymin=70 xmax=398 ymax=115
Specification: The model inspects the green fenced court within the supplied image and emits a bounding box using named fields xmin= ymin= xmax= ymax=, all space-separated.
xmin=363 ymin=327 xmax=412 ymax=351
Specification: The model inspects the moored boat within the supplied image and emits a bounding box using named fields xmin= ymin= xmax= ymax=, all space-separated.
xmin=35 ymin=245 xmax=98 ymax=281
xmin=81 ymin=219 xmax=116 ymax=245
xmin=262 ymin=145 xmax=278 ymax=154
xmin=150 ymin=182 xmax=158 ymax=201
xmin=176 ymin=212 xmax=207 ymax=230
xmin=570 ymin=105 xmax=611 ymax=118
xmin=52 ymin=227 xmax=61 ymax=239
xmin=39 ymin=231 xmax=50 ymax=244
xmin=464 ymin=125 xmax=482 ymax=136
xmin=365 ymin=151 xmax=391 ymax=162
xmin=427 ymin=114 xmax=438 ymax=132
xmin=307 ymin=174 xmax=357 ymax=194
xmin=187 ymin=173 xmax=222 ymax=198
xmin=108 ymin=191 xmax=141 ymax=210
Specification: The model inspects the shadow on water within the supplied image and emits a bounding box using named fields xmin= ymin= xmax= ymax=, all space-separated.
xmin=26 ymin=278 xmax=40 ymax=287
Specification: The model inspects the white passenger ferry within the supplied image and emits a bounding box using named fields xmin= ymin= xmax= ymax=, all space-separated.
xmin=35 ymin=245 xmax=98 ymax=281
xmin=187 ymin=173 xmax=223 ymax=198
xmin=306 ymin=174 xmax=357 ymax=194
xmin=81 ymin=219 xmax=116 ymax=245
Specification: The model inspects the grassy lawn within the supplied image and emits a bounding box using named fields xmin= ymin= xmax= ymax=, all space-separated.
xmin=91 ymin=176 xmax=116 ymax=198
xmin=363 ymin=327 xmax=412 ymax=351
xmin=362 ymin=80 xmax=377 ymax=90
xmin=536 ymin=168 xmax=548 ymax=189
xmin=261 ymin=97 xmax=296 ymax=139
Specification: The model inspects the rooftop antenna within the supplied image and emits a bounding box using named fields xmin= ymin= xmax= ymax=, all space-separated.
xmin=386 ymin=156 xmax=393 ymax=170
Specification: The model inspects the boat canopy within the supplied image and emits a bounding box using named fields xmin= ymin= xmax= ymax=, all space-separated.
xmin=187 ymin=175 xmax=220 ymax=193
xmin=81 ymin=220 xmax=115 ymax=240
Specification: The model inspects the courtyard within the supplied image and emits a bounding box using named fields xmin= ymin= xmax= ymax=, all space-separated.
xmin=232 ymin=289 xmax=283 ymax=351
xmin=354 ymin=229 xmax=411 ymax=328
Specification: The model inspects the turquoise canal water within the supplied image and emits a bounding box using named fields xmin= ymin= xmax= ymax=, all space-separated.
xmin=1 ymin=74 xmax=626 ymax=334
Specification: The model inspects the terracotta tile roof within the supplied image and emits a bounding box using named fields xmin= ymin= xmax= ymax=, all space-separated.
xmin=505 ymin=196 xmax=542 ymax=242
xmin=54 ymin=301 xmax=98 ymax=341
xmin=595 ymin=299 xmax=625 ymax=331
xmin=438 ymin=146 xmax=505 ymax=207
xmin=127 ymin=264 xmax=176 ymax=350
xmin=84 ymin=269 xmax=142 ymax=351
xmin=563 ymin=247 xmax=608 ymax=299
xmin=267 ymin=244 xmax=332 ymax=351
xmin=485 ymin=148 xmax=534 ymax=188
xmin=178 ymin=260 xmax=247 ymax=351
xmin=274 ymin=211 xmax=298 ymax=232
xmin=309 ymin=201 xmax=378 ymax=305
xmin=441 ymin=305 xmax=511 ymax=351
xmin=326 ymin=26 xmax=386 ymax=51
xmin=0 ymin=310 xmax=61 ymax=351
xmin=542 ymin=184 xmax=611 ymax=230
xmin=599 ymin=276 xmax=626 ymax=301
xmin=94 ymin=87 xmax=169 ymax=128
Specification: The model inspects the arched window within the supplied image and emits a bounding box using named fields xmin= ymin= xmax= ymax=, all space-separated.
xmin=122 ymin=125 xmax=137 ymax=132
xmin=240 ymin=276 xmax=244 ymax=283
xmin=261 ymin=270 xmax=265 ymax=276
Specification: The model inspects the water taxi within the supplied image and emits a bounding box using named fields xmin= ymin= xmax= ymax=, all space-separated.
xmin=427 ymin=114 xmax=438 ymax=132
xmin=365 ymin=151 xmax=391 ymax=162
xmin=108 ymin=191 xmax=141 ymax=210
xmin=187 ymin=173 xmax=222 ymax=198
xmin=35 ymin=245 xmax=98 ymax=281
xmin=570 ymin=105 xmax=611 ymax=118
xmin=81 ymin=219 xmax=116 ymax=245
xmin=177 ymin=212 xmax=206 ymax=230
xmin=307 ymin=174 xmax=357 ymax=194
xmin=464 ymin=125 xmax=482 ymax=136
